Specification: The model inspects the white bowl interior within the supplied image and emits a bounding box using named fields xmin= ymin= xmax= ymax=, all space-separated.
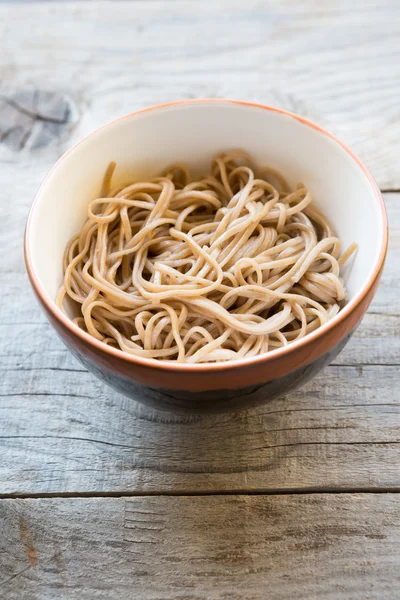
xmin=28 ymin=101 xmax=385 ymax=316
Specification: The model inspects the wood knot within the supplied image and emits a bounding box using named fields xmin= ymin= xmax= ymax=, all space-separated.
xmin=0 ymin=88 xmax=78 ymax=151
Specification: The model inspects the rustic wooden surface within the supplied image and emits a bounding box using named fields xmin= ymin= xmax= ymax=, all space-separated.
xmin=1 ymin=494 xmax=400 ymax=600
xmin=0 ymin=1 xmax=399 ymax=598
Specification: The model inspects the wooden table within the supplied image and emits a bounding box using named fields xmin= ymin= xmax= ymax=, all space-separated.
xmin=0 ymin=2 xmax=399 ymax=598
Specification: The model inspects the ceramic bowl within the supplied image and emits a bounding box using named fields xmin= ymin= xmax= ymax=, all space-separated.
xmin=25 ymin=99 xmax=388 ymax=412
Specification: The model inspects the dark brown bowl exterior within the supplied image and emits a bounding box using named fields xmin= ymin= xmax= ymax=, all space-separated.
xmin=29 ymin=271 xmax=381 ymax=413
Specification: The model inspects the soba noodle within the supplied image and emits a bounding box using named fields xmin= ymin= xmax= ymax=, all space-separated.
xmin=57 ymin=152 xmax=356 ymax=363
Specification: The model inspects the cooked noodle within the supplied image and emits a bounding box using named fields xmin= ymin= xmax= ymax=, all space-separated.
xmin=57 ymin=152 xmax=356 ymax=363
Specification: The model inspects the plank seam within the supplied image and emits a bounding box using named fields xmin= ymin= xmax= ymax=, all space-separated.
xmin=0 ymin=488 xmax=400 ymax=499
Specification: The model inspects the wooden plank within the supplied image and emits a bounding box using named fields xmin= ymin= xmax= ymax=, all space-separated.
xmin=0 ymin=1 xmax=399 ymax=188
xmin=0 ymin=171 xmax=398 ymax=495
xmin=1 ymin=494 xmax=399 ymax=599
xmin=0 ymin=1 xmax=399 ymax=497
xmin=0 ymin=364 xmax=399 ymax=495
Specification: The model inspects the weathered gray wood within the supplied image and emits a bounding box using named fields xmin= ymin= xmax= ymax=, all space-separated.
xmin=0 ymin=364 xmax=399 ymax=494
xmin=0 ymin=1 xmax=400 ymax=188
xmin=1 ymin=494 xmax=400 ymax=599
xmin=1 ymin=14 xmax=399 ymax=495
xmin=0 ymin=189 xmax=399 ymax=497
xmin=0 ymin=164 xmax=398 ymax=494
xmin=0 ymin=0 xmax=398 ymax=494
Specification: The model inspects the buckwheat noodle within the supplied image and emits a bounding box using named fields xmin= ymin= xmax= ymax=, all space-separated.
xmin=57 ymin=152 xmax=356 ymax=363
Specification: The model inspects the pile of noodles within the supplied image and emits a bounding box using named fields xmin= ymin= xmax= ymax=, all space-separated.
xmin=57 ymin=152 xmax=356 ymax=363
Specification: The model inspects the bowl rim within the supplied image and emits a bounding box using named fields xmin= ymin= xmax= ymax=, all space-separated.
xmin=24 ymin=98 xmax=388 ymax=372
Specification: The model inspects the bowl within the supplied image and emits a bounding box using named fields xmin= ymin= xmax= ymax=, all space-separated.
xmin=24 ymin=99 xmax=388 ymax=413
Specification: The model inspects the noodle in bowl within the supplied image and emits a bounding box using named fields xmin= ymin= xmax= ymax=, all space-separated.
xmin=57 ymin=152 xmax=356 ymax=364
xmin=25 ymin=100 xmax=387 ymax=412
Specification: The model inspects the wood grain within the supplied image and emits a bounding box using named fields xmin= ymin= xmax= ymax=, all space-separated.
xmin=0 ymin=362 xmax=399 ymax=495
xmin=0 ymin=171 xmax=398 ymax=495
xmin=1 ymin=494 xmax=399 ymax=599
xmin=0 ymin=1 xmax=400 ymax=188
